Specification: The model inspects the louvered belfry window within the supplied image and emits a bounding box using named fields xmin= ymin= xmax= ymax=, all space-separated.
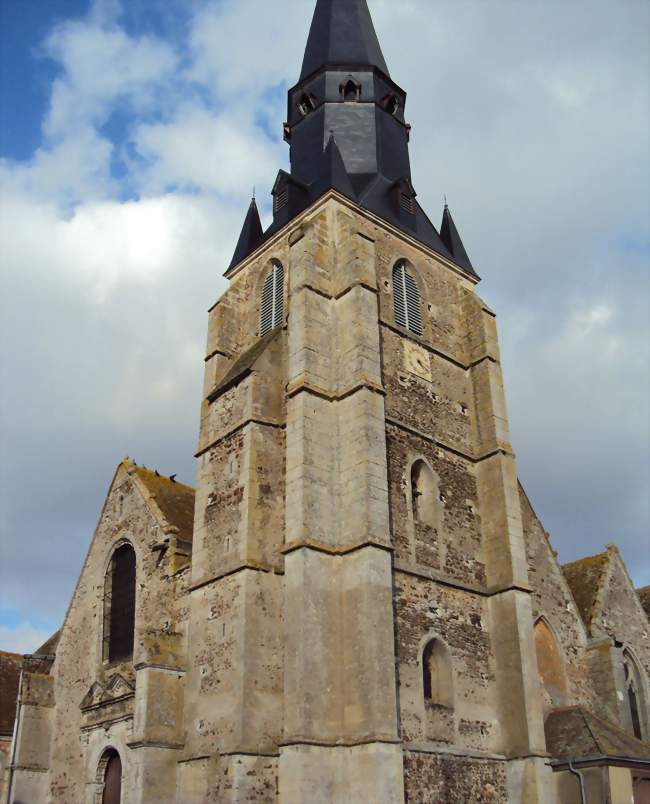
xmin=260 ymin=262 xmax=284 ymax=336
xmin=105 ymin=544 xmax=136 ymax=663
xmin=392 ymin=261 xmax=422 ymax=336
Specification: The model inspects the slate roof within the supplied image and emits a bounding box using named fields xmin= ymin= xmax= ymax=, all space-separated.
xmin=546 ymin=706 xmax=650 ymax=763
xmin=638 ymin=586 xmax=650 ymax=621
xmin=227 ymin=0 xmax=479 ymax=281
xmin=440 ymin=204 xmax=475 ymax=275
xmin=0 ymin=651 xmax=21 ymax=737
xmin=562 ymin=552 xmax=609 ymax=633
xmin=133 ymin=466 xmax=195 ymax=543
xmin=300 ymin=0 xmax=389 ymax=80
xmin=229 ymin=198 xmax=263 ymax=271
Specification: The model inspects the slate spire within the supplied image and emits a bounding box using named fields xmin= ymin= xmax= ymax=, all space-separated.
xmin=440 ymin=204 xmax=475 ymax=274
xmin=300 ymin=0 xmax=390 ymax=80
xmin=229 ymin=197 xmax=263 ymax=270
xmin=228 ymin=1 xmax=479 ymax=279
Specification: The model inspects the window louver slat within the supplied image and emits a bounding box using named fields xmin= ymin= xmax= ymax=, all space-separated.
xmin=392 ymin=261 xmax=422 ymax=336
xmin=260 ymin=263 xmax=284 ymax=337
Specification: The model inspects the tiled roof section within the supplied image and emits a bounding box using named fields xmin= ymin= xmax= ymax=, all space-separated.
xmin=546 ymin=706 xmax=650 ymax=762
xmin=562 ymin=552 xmax=609 ymax=633
xmin=638 ymin=586 xmax=650 ymax=621
xmin=134 ymin=467 xmax=195 ymax=543
xmin=34 ymin=630 xmax=60 ymax=657
xmin=0 ymin=651 xmax=21 ymax=736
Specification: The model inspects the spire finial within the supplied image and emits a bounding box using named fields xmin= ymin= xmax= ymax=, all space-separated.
xmin=444 ymin=194 xmax=448 ymax=209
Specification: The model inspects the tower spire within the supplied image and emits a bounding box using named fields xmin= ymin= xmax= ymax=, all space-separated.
xmin=227 ymin=0 xmax=478 ymax=280
xmin=300 ymin=0 xmax=390 ymax=80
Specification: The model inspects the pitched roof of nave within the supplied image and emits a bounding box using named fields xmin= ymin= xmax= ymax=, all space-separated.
xmin=0 ymin=651 xmax=22 ymax=737
xmin=128 ymin=462 xmax=195 ymax=544
xmin=545 ymin=706 xmax=650 ymax=764
xmin=638 ymin=586 xmax=650 ymax=621
xmin=562 ymin=551 xmax=610 ymax=634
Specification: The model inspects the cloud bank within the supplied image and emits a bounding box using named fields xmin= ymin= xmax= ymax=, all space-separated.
xmin=0 ymin=0 xmax=648 ymax=653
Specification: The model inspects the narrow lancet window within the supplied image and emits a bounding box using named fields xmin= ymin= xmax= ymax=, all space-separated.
xmin=260 ymin=262 xmax=285 ymax=336
xmin=422 ymin=638 xmax=454 ymax=708
xmin=411 ymin=460 xmax=441 ymax=530
xmin=623 ymin=650 xmax=646 ymax=740
xmin=104 ymin=544 xmax=136 ymax=663
xmin=392 ymin=261 xmax=422 ymax=336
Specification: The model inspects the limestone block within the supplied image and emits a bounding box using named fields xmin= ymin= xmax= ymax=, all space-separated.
xmin=131 ymin=667 xmax=184 ymax=747
xmin=476 ymin=453 xmax=529 ymax=590
xmin=488 ymin=591 xmax=546 ymax=758
xmin=279 ymin=743 xmax=404 ymax=804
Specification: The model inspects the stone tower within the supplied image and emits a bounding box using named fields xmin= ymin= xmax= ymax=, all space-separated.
xmin=180 ymin=0 xmax=550 ymax=801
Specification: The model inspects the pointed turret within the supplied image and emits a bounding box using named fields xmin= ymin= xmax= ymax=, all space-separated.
xmin=440 ymin=203 xmax=476 ymax=276
xmin=300 ymin=0 xmax=390 ymax=80
xmin=229 ymin=197 xmax=263 ymax=270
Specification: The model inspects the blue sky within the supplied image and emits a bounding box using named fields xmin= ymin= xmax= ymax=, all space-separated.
xmin=0 ymin=0 xmax=648 ymax=653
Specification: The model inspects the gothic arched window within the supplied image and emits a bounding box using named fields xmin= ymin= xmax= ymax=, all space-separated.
xmin=411 ymin=460 xmax=441 ymax=530
xmin=422 ymin=638 xmax=454 ymax=709
xmin=260 ymin=261 xmax=285 ymax=336
xmin=103 ymin=544 xmax=136 ymax=663
xmin=533 ymin=618 xmax=568 ymax=712
xmin=392 ymin=261 xmax=422 ymax=336
xmin=623 ymin=650 xmax=646 ymax=741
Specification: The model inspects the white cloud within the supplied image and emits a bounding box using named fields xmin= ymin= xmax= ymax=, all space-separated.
xmin=0 ymin=623 xmax=53 ymax=655
xmin=133 ymin=103 xmax=284 ymax=199
xmin=43 ymin=20 xmax=179 ymax=141
xmin=0 ymin=0 xmax=648 ymax=638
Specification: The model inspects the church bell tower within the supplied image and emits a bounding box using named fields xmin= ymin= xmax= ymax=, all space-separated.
xmin=182 ymin=0 xmax=551 ymax=800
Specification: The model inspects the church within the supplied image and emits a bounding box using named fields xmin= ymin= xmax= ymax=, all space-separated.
xmin=2 ymin=0 xmax=649 ymax=802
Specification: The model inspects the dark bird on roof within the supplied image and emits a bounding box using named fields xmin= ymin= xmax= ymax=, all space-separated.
xmin=170 ymin=474 xmax=177 ymax=483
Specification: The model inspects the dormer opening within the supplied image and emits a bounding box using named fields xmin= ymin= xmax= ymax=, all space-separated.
xmin=340 ymin=78 xmax=362 ymax=102
xmin=297 ymin=92 xmax=317 ymax=117
xmin=382 ymin=94 xmax=400 ymax=116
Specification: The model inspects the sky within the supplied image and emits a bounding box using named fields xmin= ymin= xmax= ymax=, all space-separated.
xmin=0 ymin=0 xmax=648 ymax=654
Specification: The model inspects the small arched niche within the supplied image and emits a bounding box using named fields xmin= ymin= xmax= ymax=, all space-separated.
xmin=410 ymin=460 xmax=442 ymax=531
xmin=422 ymin=638 xmax=454 ymax=709
xmin=533 ymin=618 xmax=568 ymax=712
xmin=421 ymin=637 xmax=455 ymax=743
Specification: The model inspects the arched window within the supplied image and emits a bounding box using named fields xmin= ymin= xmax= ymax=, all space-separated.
xmin=260 ymin=262 xmax=284 ymax=336
xmin=101 ymin=749 xmax=122 ymax=804
xmin=422 ymin=638 xmax=454 ymax=709
xmin=392 ymin=261 xmax=422 ymax=336
xmin=411 ymin=460 xmax=441 ymax=530
xmin=103 ymin=544 xmax=136 ymax=663
xmin=533 ymin=618 xmax=568 ymax=712
xmin=341 ymin=78 xmax=361 ymax=102
xmin=623 ymin=650 xmax=647 ymax=741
